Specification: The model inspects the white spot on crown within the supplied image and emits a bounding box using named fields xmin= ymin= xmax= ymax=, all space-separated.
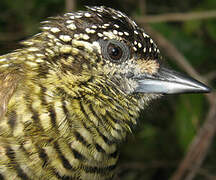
xmin=66 ymin=20 xmax=73 ymax=24
xmin=134 ymin=30 xmax=139 ymax=35
xmin=83 ymin=34 xmax=90 ymax=40
xmin=149 ymin=47 xmax=152 ymax=52
xmin=124 ymin=32 xmax=129 ymax=36
xmin=84 ymin=13 xmax=92 ymax=17
xmin=90 ymin=7 xmax=97 ymax=11
xmin=59 ymin=35 xmax=72 ymax=42
xmin=72 ymin=39 xmax=94 ymax=52
xmin=143 ymin=32 xmax=149 ymax=38
xmin=92 ymin=25 xmax=98 ymax=29
xmin=74 ymin=34 xmax=79 ymax=39
xmin=138 ymin=43 xmax=142 ymax=48
xmin=113 ymin=30 xmax=118 ymax=35
xmin=47 ymin=33 xmax=56 ymax=39
xmin=75 ymin=15 xmax=82 ymax=18
xmin=143 ymin=47 xmax=146 ymax=53
xmin=132 ymin=21 xmax=137 ymax=27
xmin=50 ymin=27 xmax=60 ymax=33
xmin=133 ymin=47 xmax=137 ymax=51
xmin=114 ymin=24 xmax=120 ymax=28
xmin=96 ymin=8 xmax=103 ymax=13
xmin=41 ymin=21 xmax=50 ymax=24
xmin=85 ymin=28 xmax=96 ymax=34
xmin=103 ymin=31 xmax=116 ymax=39
xmin=67 ymin=23 xmax=76 ymax=30
xmin=56 ymin=42 xmax=63 ymax=46
xmin=118 ymin=32 xmax=123 ymax=36
xmin=97 ymin=33 xmax=103 ymax=37
xmin=42 ymin=27 xmax=50 ymax=30
xmin=97 ymin=13 xmax=102 ymax=17
xmin=65 ymin=13 xmax=74 ymax=16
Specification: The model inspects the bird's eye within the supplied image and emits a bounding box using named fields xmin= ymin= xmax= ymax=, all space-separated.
xmin=107 ymin=43 xmax=123 ymax=61
xmin=100 ymin=40 xmax=130 ymax=63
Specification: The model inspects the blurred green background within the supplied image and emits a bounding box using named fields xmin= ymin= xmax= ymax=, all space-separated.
xmin=0 ymin=0 xmax=215 ymax=179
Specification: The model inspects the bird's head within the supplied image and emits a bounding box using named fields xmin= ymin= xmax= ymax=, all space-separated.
xmin=24 ymin=6 xmax=210 ymax=107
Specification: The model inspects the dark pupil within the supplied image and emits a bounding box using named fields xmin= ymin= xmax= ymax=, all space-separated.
xmin=107 ymin=43 xmax=123 ymax=60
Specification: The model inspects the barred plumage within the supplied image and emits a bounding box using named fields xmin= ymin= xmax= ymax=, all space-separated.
xmin=0 ymin=6 xmax=210 ymax=180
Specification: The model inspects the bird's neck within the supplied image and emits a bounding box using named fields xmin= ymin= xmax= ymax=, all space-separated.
xmin=39 ymin=78 xmax=141 ymax=142
xmin=1 ymin=77 xmax=143 ymax=179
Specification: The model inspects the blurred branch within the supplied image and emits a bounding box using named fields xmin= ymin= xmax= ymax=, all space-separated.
xmin=114 ymin=161 xmax=175 ymax=180
xmin=0 ymin=32 xmax=26 ymax=41
xmin=140 ymin=25 xmax=216 ymax=180
xmin=118 ymin=160 xmax=175 ymax=170
xmin=139 ymin=0 xmax=147 ymax=15
xmin=204 ymin=71 xmax=216 ymax=82
xmin=198 ymin=169 xmax=216 ymax=180
xmin=65 ymin=0 xmax=76 ymax=12
xmin=135 ymin=10 xmax=216 ymax=23
xmin=115 ymin=161 xmax=216 ymax=180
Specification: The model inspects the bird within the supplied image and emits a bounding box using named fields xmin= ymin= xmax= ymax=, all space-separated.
xmin=0 ymin=6 xmax=210 ymax=180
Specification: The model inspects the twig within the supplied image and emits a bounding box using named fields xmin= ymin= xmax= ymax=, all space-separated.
xmin=135 ymin=10 xmax=216 ymax=23
xmin=204 ymin=71 xmax=216 ymax=82
xmin=139 ymin=0 xmax=146 ymax=15
xmin=198 ymin=169 xmax=216 ymax=180
xmin=0 ymin=32 xmax=26 ymax=41
xmin=65 ymin=0 xmax=76 ymax=12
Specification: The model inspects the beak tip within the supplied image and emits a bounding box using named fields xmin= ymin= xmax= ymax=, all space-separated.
xmin=187 ymin=78 xmax=211 ymax=94
xmin=199 ymin=84 xmax=211 ymax=93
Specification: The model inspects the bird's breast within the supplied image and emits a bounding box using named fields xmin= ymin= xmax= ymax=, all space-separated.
xmin=0 ymin=79 xmax=141 ymax=179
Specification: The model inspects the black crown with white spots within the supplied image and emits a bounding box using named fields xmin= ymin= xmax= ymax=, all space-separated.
xmin=41 ymin=6 xmax=161 ymax=62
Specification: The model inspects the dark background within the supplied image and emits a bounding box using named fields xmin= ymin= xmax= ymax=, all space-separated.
xmin=0 ymin=0 xmax=215 ymax=180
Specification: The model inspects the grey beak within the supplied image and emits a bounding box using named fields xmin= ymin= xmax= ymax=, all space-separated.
xmin=134 ymin=67 xmax=211 ymax=94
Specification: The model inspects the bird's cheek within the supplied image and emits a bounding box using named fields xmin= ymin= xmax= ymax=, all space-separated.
xmin=136 ymin=59 xmax=160 ymax=75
